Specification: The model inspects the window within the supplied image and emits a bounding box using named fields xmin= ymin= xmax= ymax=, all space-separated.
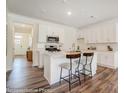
xmin=15 ymin=39 xmax=21 ymax=45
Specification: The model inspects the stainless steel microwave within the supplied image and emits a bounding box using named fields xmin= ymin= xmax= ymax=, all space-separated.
xmin=47 ymin=36 xmax=59 ymax=43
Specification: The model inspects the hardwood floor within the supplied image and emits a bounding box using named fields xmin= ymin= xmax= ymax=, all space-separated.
xmin=7 ymin=56 xmax=117 ymax=93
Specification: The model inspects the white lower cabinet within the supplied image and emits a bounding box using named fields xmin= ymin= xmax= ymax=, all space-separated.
xmin=97 ymin=52 xmax=118 ymax=69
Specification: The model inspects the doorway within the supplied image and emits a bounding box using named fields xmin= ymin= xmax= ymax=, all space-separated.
xmin=13 ymin=22 xmax=33 ymax=61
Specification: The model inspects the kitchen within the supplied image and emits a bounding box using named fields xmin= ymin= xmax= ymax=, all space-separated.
xmin=36 ymin=18 xmax=117 ymax=87
xmin=6 ymin=0 xmax=118 ymax=92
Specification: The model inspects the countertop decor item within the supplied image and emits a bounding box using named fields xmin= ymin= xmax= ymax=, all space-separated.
xmin=107 ymin=45 xmax=113 ymax=51
xmin=76 ymin=45 xmax=80 ymax=52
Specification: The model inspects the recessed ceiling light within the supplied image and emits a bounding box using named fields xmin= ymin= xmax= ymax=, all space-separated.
xmin=90 ymin=16 xmax=93 ymax=18
xmin=90 ymin=16 xmax=95 ymax=18
xmin=67 ymin=11 xmax=72 ymax=16
xmin=63 ymin=0 xmax=67 ymax=3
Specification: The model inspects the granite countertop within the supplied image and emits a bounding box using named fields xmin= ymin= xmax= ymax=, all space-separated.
xmin=36 ymin=48 xmax=117 ymax=56
xmin=43 ymin=51 xmax=81 ymax=58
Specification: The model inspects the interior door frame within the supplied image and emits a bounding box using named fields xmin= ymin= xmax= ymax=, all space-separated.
xmin=13 ymin=22 xmax=33 ymax=56
xmin=12 ymin=21 xmax=35 ymax=58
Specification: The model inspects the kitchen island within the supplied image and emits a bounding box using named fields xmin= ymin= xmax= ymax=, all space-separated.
xmin=43 ymin=51 xmax=97 ymax=85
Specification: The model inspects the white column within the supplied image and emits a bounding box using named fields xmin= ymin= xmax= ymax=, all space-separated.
xmin=32 ymin=24 xmax=39 ymax=66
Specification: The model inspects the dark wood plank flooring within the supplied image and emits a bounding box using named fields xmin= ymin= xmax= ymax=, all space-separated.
xmin=6 ymin=56 xmax=117 ymax=93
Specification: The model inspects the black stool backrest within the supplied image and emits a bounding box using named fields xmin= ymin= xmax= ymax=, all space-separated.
xmin=66 ymin=53 xmax=81 ymax=70
xmin=83 ymin=52 xmax=94 ymax=65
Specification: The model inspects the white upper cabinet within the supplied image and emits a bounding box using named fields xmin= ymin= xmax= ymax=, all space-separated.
xmin=100 ymin=25 xmax=107 ymax=43
xmin=53 ymin=28 xmax=64 ymax=43
xmin=101 ymin=22 xmax=117 ymax=43
xmin=109 ymin=23 xmax=118 ymax=42
xmin=90 ymin=28 xmax=97 ymax=43
xmin=38 ymin=24 xmax=48 ymax=43
xmin=79 ymin=20 xmax=118 ymax=43
xmin=76 ymin=30 xmax=85 ymax=39
xmin=95 ymin=27 xmax=102 ymax=43
xmin=84 ymin=29 xmax=90 ymax=43
xmin=87 ymin=29 xmax=95 ymax=43
xmin=38 ymin=24 xmax=65 ymax=43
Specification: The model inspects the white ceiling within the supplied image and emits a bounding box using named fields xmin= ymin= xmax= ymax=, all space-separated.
xmin=7 ymin=0 xmax=118 ymax=28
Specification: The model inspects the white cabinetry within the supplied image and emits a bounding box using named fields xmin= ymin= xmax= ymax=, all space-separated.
xmin=87 ymin=28 xmax=97 ymax=43
xmin=84 ymin=27 xmax=101 ymax=43
xmin=47 ymin=27 xmax=64 ymax=43
xmin=84 ymin=30 xmax=90 ymax=43
xmin=100 ymin=23 xmax=117 ymax=43
xmin=78 ymin=20 xmax=118 ymax=43
xmin=38 ymin=24 xmax=64 ymax=43
xmin=97 ymin=52 xmax=118 ymax=69
xmin=96 ymin=27 xmax=102 ymax=43
xmin=86 ymin=29 xmax=91 ymax=43
xmin=76 ymin=31 xmax=85 ymax=39
xmin=38 ymin=25 xmax=48 ymax=43
xmin=108 ymin=23 xmax=117 ymax=42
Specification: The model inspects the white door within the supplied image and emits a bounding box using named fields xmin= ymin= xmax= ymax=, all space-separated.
xmin=14 ymin=33 xmax=31 ymax=55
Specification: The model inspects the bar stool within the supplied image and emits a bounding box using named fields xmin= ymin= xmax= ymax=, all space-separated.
xmin=59 ymin=53 xmax=81 ymax=91
xmin=81 ymin=52 xmax=94 ymax=81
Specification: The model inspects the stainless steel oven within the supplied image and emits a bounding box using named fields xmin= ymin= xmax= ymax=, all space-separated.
xmin=45 ymin=45 xmax=61 ymax=52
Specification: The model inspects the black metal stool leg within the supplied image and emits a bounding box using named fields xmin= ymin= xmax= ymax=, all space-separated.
xmin=59 ymin=67 xmax=62 ymax=84
xmin=70 ymin=70 xmax=72 ymax=80
xmin=90 ymin=65 xmax=92 ymax=78
xmin=83 ymin=65 xmax=86 ymax=81
xmin=69 ymin=70 xmax=71 ymax=91
xmin=75 ymin=69 xmax=81 ymax=85
xmin=78 ymin=70 xmax=81 ymax=85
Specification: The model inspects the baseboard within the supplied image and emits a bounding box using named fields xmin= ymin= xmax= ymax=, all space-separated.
xmin=32 ymin=63 xmax=39 ymax=67
xmin=97 ymin=63 xmax=117 ymax=69
xmin=6 ymin=66 xmax=12 ymax=72
xmin=38 ymin=65 xmax=44 ymax=68
xmin=14 ymin=55 xmax=26 ymax=57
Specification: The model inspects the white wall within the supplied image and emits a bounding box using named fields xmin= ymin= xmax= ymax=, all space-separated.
xmin=6 ymin=20 xmax=14 ymax=71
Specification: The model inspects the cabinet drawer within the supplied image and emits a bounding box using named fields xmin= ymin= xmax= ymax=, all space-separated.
xmin=98 ymin=52 xmax=114 ymax=68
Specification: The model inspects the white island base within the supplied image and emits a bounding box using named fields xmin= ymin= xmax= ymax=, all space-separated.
xmin=43 ymin=52 xmax=97 ymax=85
